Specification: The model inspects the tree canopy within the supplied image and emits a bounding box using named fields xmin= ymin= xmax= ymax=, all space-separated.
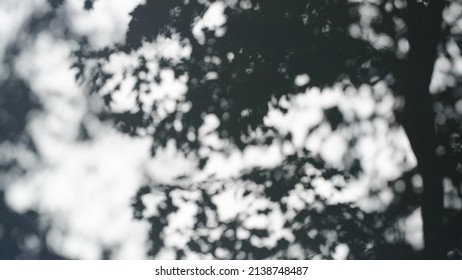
xmin=1 ymin=0 xmax=458 ymax=259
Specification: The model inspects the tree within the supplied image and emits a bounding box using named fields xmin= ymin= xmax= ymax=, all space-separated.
xmin=399 ymin=0 xmax=445 ymax=259
xmin=72 ymin=0 xmax=462 ymax=259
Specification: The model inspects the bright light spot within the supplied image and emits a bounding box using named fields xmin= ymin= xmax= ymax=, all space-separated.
xmin=294 ymin=74 xmax=310 ymax=87
xmin=332 ymin=243 xmax=350 ymax=260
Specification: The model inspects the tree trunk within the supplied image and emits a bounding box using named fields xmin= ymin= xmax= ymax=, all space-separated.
xmin=399 ymin=0 xmax=445 ymax=259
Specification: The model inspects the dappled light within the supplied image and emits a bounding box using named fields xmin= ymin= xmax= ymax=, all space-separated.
xmin=1 ymin=0 xmax=462 ymax=260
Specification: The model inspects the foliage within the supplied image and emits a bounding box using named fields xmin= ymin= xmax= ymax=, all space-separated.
xmin=131 ymin=149 xmax=420 ymax=259
xmin=63 ymin=0 xmax=462 ymax=258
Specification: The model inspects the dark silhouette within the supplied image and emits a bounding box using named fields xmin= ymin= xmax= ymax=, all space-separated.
xmin=398 ymin=0 xmax=445 ymax=259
